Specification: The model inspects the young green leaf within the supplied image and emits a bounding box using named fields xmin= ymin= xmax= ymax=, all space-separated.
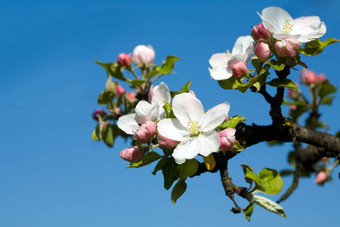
xmin=160 ymin=56 xmax=180 ymax=74
xmin=171 ymin=180 xmax=187 ymax=205
xmin=162 ymin=157 xmax=180 ymax=190
xmin=253 ymin=195 xmax=287 ymax=218
xmin=300 ymin=38 xmax=340 ymax=56
xmin=267 ymin=78 xmax=296 ymax=88
xmin=242 ymin=199 xmax=254 ymax=222
xmin=178 ymin=159 xmax=198 ymax=179
xmin=128 ymin=152 xmax=162 ymax=168
xmin=257 ymin=168 xmax=284 ymax=194
xmin=219 ymin=115 xmax=246 ymax=129
xmin=318 ymin=80 xmax=337 ymax=98
xmin=179 ymin=81 xmax=192 ymax=93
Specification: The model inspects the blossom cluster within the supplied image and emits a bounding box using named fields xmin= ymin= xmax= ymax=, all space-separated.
xmin=209 ymin=6 xmax=326 ymax=81
xmin=117 ymin=82 xmax=234 ymax=164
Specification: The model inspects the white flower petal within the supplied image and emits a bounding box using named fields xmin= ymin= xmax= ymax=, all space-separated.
xmin=135 ymin=101 xmax=159 ymax=124
xmin=157 ymin=118 xmax=188 ymax=141
xmin=201 ymin=102 xmax=230 ymax=132
xmin=197 ymin=131 xmax=220 ymax=156
xmin=151 ymin=82 xmax=171 ymax=106
xmin=291 ymin=16 xmax=326 ymax=42
xmin=117 ymin=113 xmax=140 ymax=135
xmin=231 ymin=36 xmax=254 ymax=63
xmin=209 ymin=53 xmax=230 ymax=68
xmin=209 ymin=67 xmax=232 ymax=80
xmin=273 ymin=34 xmax=301 ymax=41
xmin=172 ymin=138 xmax=200 ymax=164
xmin=260 ymin=7 xmax=293 ymax=35
xmin=172 ymin=93 xmax=205 ymax=126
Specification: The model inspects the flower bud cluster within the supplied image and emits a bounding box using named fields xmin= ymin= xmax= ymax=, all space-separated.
xmin=300 ymin=68 xmax=326 ymax=86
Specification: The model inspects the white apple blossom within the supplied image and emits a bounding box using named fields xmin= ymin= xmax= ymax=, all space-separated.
xmin=258 ymin=6 xmax=326 ymax=43
xmin=209 ymin=36 xmax=254 ymax=80
xmin=157 ymin=93 xmax=230 ymax=164
xmin=117 ymin=82 xmax=170 ymax=135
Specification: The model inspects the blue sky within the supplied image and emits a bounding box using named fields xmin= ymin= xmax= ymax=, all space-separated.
xmin=1 ymin=0 xmax=340 ymax=226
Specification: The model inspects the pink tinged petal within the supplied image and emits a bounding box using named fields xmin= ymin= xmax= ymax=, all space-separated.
xmin=208 ymin=67 xmax=232 ymax=80
xmin=172 ymin=93 xmax=205 ymax=126
xmin=259 ymin=7 xmax=293 ymax=34
xmin=135 ymin=101 xmax=159 ymax=124
xmin=151 ymin=82 xmax=171 ymax=106
xmin=201 ymin=102 xmax=230 ymax=132
xmin=157 ymin=118 xmax=188 ymax=141
xmin=197 ymin=131 xmax=220 ymax=156
xmin=172 ymin=138 xmax=200 ymax=164
xmin=291 ymin=16 xmax=327 ymax=42
xmin=209 ymin=53 xmax=230 ymax=68
xmin=231 ymin=36 xmax=254 ymax=62
xmin=117 ymin=114 xmax=140 ymax=135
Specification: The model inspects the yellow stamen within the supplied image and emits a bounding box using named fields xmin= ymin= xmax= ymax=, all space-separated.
xmin=187 ymin=120 xmax=201 ymax=137
xmin=283 ymin=18 xmax=293 ymax=34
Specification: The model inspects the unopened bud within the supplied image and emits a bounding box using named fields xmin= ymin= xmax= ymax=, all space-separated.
xmin=133 ymin=45 xmax=155 ymax=65
xmin=117 ymin=53 xmax=132 ymax=67
xmin=315 ymin=170 xmax=328 ymax=184
xmin=126 ymin=91 xmax=136 ymax=101
xmin=275 ymin=37 xmax=301 ymax=57
xmin=300 ymin=68 xmax=318 ymax=85
xmin=157 ymin=133 xmax=177 ymax=149
xmin=136 ymin=121 xmax=156 ymax=143
xmin=255 ymin=42 xmax=271 ymax=62
xmin=318 ymin=73 xmax=326 ymax=83
xmin=251 ymin=23 xmax=270 ymax=41
xmin=116 ymin=84 xmax=126 ymax=97
xmin=232 ymin=61 xmax=248 ymax=78
xmin=120 ymin=146 xmax=143 ymax=163
xmin=92 ymin=109 xmax=105 ymax=121
xmin=219 ymin=128 xmax=236 ymax=152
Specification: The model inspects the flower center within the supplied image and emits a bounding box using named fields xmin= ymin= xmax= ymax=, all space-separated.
xmin=187 ymin=120 xmax=201 ymax=137
xmin=283 ymin=18 xmax=293 ymax=34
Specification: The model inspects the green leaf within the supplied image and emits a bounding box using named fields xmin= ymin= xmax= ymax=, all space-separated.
xmin=97 ymin=90 xmax=115 ymax=105
xmin=171 ymin=179 xmax=187 ymax=204
xmin=178 ymin=159 xmax=198 ymax=179
xmin=95 ymin=60 xmax=127 ymax=81
xmin=300 ymin=38 xmax=340 ymax=56
xmin=218 ymin=77 xmax=237 ymax=90
xmin=257 ymin=168 xmax=283 ymax=194
xmin=241 ymin=165 xmax=263 ymax=188
xmin=289 ymin=105 xmax=309 ymax=122
xmin=251 ymin=58 xmax=260 ymax=70
xmin=91 ymin=126 xmax=100 ymax=141
xmin=130 ymin=79 xmax=146 ymax=86
xmin=318 ymin=80 xmax=337 ymax=98
xmin=267 ymin=78 xmax=296 ymax=88
xmin=242 ymin=200 xmax=254 ymax=222
xmin=152 ymin=157 xmax=168 ymax=175
xmin=320 ymin=96 xmax=334 ymax=105
xmin=102 ymin=125 xmax=114 ymax=147
xmin=287 ymin=151 xmax=296 ymax=168
xmin=145 ymin=66 xmax=161 ymax=79
xmin=266 ymin=140 xmax=284 ymax=146
xmin=163 ymin=101 xmax=175 ymax=118
xmin=233 ymin=140 xmax=244 ymax=152
xmin=160 ymin=56 xmax=180 ymax=74
xmin=253 ymin=195 xmax=287 ymax=218
xmin=162 ymin=157 xmax=179 ymax=190
xmin=268 ymin=59 xmax=285 ymax=71
xmin=179 ymin=81 xmax=192 ymax=93
xmin=128 ymin=151 xmax=162 ymax=168
xmin=219 ymin=115 xmax=246 ymax=129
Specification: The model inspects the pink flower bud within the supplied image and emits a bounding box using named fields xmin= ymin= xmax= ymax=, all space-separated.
xmin=157 ymin=134 xmax=178 ymax=149
xmin=219 ymin=128 xmax=236 ymax=152
xmin=251 ymin=23 xmax=270 ymax=41
xmin=117 ymin=53 xmax=132 ymax=67
xmin=126 ymin=91 xmax=136 ymax=101
xmin=314 ymin=170 xmax=328 ymax=184
xmin=92 ymin=109 xmax=105 ymax=121
xmin=275 ymin=37 xmax=301 ymax=57
xmin=136 ymin=121 xmax=157 ymax=143
xmin=133 ymin=45 xmax=155 ymax=65
xmin=318 ymin=73 xmax=326 ymax=83
xmin=232 ymin=61 xmax=248 ymax=78
xmin=189 ymin=90 xmax=196 ymax=98
xmin=120 ymin=146 xmax=143 ymax=163
xmin=116 ymin=84 xmax=126 ymax=97
xmin=255 ymin=42 xmax=271 ymax=62
xmin=300 ymin=68 xmax=318 ymax=85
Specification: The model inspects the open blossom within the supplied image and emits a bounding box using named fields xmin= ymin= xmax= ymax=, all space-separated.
xmin=209 ymin=36 xmax=254 ymax=80
xmin=157 ymin=93 xmax=229 ymax=164
xmin=133 ymin=45 xmax=155 ymax=65
xmin=258 ymin=6 xmax=326 ymax=43
xmin=117 ymin=82 xmax=170 ymax=135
